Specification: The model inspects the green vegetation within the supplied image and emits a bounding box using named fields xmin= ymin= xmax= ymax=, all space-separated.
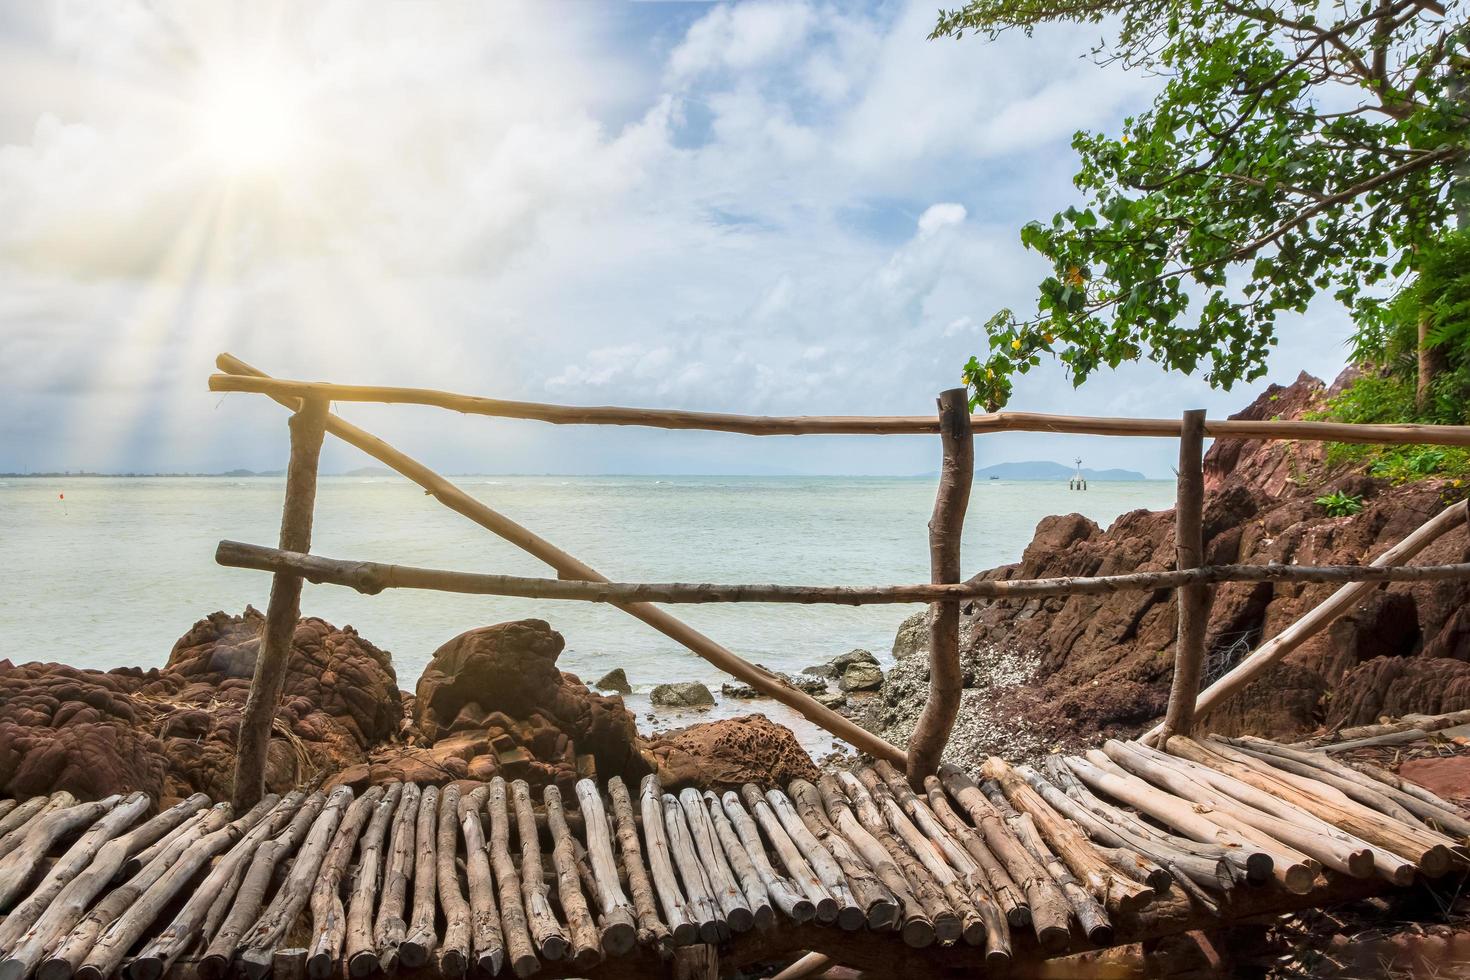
xmin=1314 ymin=489 xmax=1365 ymax=517
xmin=933 ymin=2 xmax=1467 ymax=411
xmin=1311 ymin=228 xmax=1470 ymax=483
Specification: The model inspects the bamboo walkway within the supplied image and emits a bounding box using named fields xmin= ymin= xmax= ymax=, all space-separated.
xmin=0 ymin=734 xmax=1465 ymax=980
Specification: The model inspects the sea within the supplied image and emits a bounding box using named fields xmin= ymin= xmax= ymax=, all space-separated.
xmin=0 ymin=475 xmax=1175 ymax=753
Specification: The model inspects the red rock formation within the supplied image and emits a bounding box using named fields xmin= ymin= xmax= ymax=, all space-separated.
xmin=643 ymin=714 xmax=820 ymax=790
xmin=0 ymin=608 xmax=398 ymax=803
xmin=906 ymin=371 xmax=1470 ymax=753
xmin=332 ymin=619 xmax=654 ymax=794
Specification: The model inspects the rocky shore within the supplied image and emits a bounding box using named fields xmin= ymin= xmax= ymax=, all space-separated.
xmin=0 ymin=612 xmax=816 ymax=804
xmin=4 ymin=370 xmax=1467 ymax=803
xmin=859 ymin=371 xmax=1470 ymax=772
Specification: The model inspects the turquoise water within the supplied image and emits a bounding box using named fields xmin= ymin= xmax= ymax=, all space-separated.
xmin=0 ymin=475 xmax=1174 ymax=749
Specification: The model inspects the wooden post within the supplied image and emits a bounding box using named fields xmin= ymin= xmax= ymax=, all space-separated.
xmin=231 ymin=397 xmax=329 ymax=812
xmin=216 ymin=354 xmax=906 ymax=767
xmin=906 ymin=388 xmax=973 ymax=786
xmin=1161 ymin=409 xmax=1208 ymax=741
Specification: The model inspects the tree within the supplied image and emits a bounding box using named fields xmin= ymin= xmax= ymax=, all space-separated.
xmin=934 ymin=0 xmax=1468 ymax=411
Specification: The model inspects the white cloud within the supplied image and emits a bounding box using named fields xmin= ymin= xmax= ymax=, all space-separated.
xmin=0 ymin=0 xmax=1351 ymax=477
xmin=918 ymin=202 xmax=967 ymax=236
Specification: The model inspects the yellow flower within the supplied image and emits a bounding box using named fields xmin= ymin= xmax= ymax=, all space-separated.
xmin=1066 ymin=266 xmax=1084 ymax=287
xmin=1043 ymin=332 xmax=1054 ymax=343
xmin=986 ymin=368 xmax=994 ymax=379
xmin=1011 ymin=338 xmax=1022 ymax=350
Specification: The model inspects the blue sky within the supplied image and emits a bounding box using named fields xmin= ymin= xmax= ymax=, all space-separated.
xmin=0 ymin=1 xmax=1355 ymax=477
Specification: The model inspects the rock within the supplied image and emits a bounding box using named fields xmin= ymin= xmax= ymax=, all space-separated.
xmin=868 ymin=369 xmax=1470 ymax=760
xmin=644 ymin=715 xmax=819 ymax=789
xmin=0 ymin=608 xmax=399 ymax=801
xmin=407 ymin=619 xmax=648 ymax=792
xmin=838 ymin=661 xmax=884 ymax=692
xmin=814 ymin=690 xmax=847 ymax=709
xmin=1398 ymin=756 xmax=1470 ymax=802
xmin=892 ymin=611 xmax=929 ymax=660
xmin=722 ymin=666 xmax=826 ymax=700
xmin=650 ymin=682 xmax=715 ymax=709
xmin=803 ymin=648 xmax=880 ymax=678
xmin=594 ymin=668 xmax=632 ymax=694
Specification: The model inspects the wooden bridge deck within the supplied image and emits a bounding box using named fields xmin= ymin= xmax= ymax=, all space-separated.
xmin=0 ymin=733 xmax=1465 ymax=980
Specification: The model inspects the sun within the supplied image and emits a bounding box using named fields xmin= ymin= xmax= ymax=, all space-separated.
xmin=194 ymin=60 xmax=305 ymax=175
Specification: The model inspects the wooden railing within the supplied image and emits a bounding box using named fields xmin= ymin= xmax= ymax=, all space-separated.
xmin=210 ymin=353 xmax=1470 ymax=809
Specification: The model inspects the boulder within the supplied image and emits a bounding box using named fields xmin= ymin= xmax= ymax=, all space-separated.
xmin=814 ymin=690 xmax=847 ymax=709
xmin=838 ymin=661 xmax=884 ymax=692
xmin=804 ymin=648 xmax=879 ymax=679
xmin=408 ymin=620 xmax=648 ymax=792
xmin=651 ymin=682 xmax=715 ymax=709
xmin=892 ymin=611 xmax=929 ymax=660
xmin=594 ymin=668 xmax=632 ymax=694
xmin=645 ymin=715 xmax=819 ymax=789
xmin=0 ymin=608 xmax=399 ymax=801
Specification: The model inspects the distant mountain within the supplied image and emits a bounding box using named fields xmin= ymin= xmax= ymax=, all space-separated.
xmin=975 ymin=460 xmax=1149 ymax=481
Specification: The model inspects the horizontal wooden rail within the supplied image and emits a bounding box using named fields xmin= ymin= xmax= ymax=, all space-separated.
xmin=214 ymin=354 xmax=908 ymax=768
xmin=1141 ymin=497 xmax=1470 ymax=745
xmin=215 ymin=540 xmax=1470 ymax=605
xmin=207 ymin=371 xmax=1470 ymax=447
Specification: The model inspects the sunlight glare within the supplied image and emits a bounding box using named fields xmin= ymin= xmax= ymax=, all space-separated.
xmin=195 ymin=60 xmax=304 ymax=175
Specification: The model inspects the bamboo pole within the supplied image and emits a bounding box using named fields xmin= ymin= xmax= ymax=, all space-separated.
xmin=214 ymin=353 xmax=904 ymax=767
xmin=197 ymin=792 xmax=320 ymax=980
xmin=640 ymin=775 xmax=699 ymax=947
xmin=401 ymin=785 xmax=441 ymax=969
xmin=456 ymin=786 xmax=505 ymax=976
xmin=1 ymin=794 xmax=209 ymax=980
xmin=1142 ymin=497 xmax=1470 ymax=743
xmin=1162 ymin=409 xmax=1209 ymax=740
xmin=486 ymin=778 xmax=540 ymax=977
xmin=908 ymin=388 xmax=973 ymax=785
xmin=372 ymin=782 xmax=420 ymax=974
xmin=308 ymin=788 xmax=384 ymax=979
xmin=217 ymin=539 xmax=1470 ymax=605
xmin=574 ymin=780 xmax=639 ymax=955
xmin=231 ymin=396 xmax=328 ymax=812
xmin=720 ymin=791 xmax=816 ymax=926
xmin=605 ymin=777 xmax=671 ymax=949
xmin=814 ymin=776 xmax=934 ymax=948
xmin=0 ymin=794 xmax=147 ymax=946
xmin=513 ymin=781 xmax=569 ymax=962
xmin=209 ymin=372 xmax=1470 ymax=447
xmin=543 ymin=786 xmax=602 ymax=970
xmin=0 ymin=797 xmax=122 ymax=912
xmin=345 ymin=783 xmax=403 ymax=978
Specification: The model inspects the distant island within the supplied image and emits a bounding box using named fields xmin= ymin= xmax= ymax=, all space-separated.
xmin=975 ymin=460 xmax=1150 ymax=481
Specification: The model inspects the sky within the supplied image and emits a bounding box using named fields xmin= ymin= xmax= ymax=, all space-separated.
xmin=0 ymin=1 xmax=1358 ymax=478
